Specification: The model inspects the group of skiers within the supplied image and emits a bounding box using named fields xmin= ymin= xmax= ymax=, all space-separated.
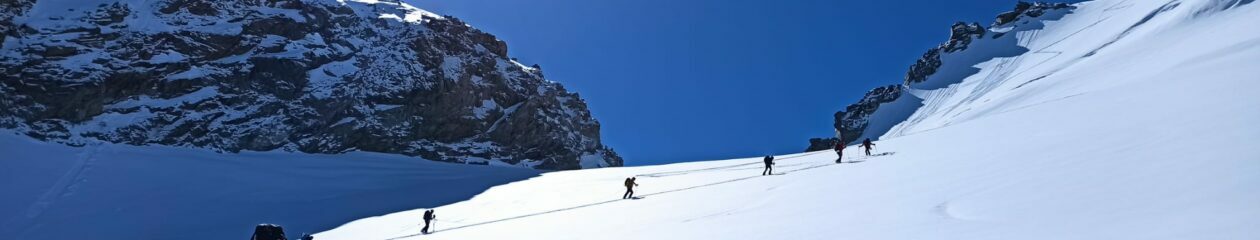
xmin=419 ymin=138 xmax=882 ymax=235
xmin=833 ymin=137 xmax=875 ymax=163
xmin=623 ymin=138 xmax=879 ymax=199
xmin=762 ymin=137 xmax=875 ymax=175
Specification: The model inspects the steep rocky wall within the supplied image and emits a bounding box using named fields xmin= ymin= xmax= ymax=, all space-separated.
xmin=0 ymin=0 xmax=621 ymax=169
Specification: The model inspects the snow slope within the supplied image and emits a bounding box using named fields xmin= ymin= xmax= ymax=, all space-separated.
xmin=319 ymin=0 xmax=1260 ymax=239
xmin=0 ymin=133 xmax=539 ymax=240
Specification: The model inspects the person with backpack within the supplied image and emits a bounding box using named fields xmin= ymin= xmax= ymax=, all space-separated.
xmin=762 ymin=155 xmax=775 ymax=175
xmin=623 ymin=177 xmax=639 ymax=199
xmin=862 ymin=138 xmax=876 ymax=156
xmin=834 ymin=138 xmax=845 ymax=163
xmin=422 ymin=209 xmax=436 ymax=234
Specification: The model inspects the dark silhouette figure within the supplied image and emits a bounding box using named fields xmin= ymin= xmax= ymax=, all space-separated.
xmin=834 ymin=139 xmax=845 ymax=163
xmin=623 ymin=177 xmax=639 ymax=199
xmin=762 ymin=155 xmax=775 ymax=175
xmin=862 ymin=138 xmax=876 ymax=156
xmin=422 ymin=209 xmax=436 ymax=234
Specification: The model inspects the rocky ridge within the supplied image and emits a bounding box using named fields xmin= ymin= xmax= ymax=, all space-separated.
xmin=0 ymin=0 xmax=621 ymax=169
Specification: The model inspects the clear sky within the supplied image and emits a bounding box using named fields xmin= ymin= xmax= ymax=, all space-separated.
xmin=408 ymin=0 xmax=1077 ymax=165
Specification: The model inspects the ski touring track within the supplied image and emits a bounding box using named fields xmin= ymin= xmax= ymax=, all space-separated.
xmin=383 ymin=151 xmax=896 ymax=240
xmin=3 ymin=143 xmax=104 ymax=238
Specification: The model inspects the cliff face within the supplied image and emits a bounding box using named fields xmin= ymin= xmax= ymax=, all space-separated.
xmin=0 ymin=0 xmax=620 ymax=169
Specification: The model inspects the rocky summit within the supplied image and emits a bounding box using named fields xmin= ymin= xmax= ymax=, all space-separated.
xmin=0 ymin=0 xmax=621 ymax=169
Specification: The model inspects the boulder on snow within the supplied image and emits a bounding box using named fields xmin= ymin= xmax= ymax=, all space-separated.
xmin=829 ymin=85 xmax=904 ymax=144
xmin=804 ymin=137 xmax=842 ymax=152
xmin=250 ymin=224 xmax=287 ymax=240
xmin=994 ymin=1 xmax=1073 ymax=27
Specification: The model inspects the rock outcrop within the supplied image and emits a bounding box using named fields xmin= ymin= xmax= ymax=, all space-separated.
xmin=810 ymin=1 xmax=1074 ymax=149
xmin=903 ymin=22 xmax=986 ymax=86
xmin=905 ymin=2 xmax=1070 ymax=86
xmin=804 ymin=137 xmax=841 ymax=152
xmin=830 ymin=85 xmax=903 ymax=144
xmin=0 ymin=0 xmax=620 ymax=169
xmin=251 ymin=224 xmax=288 ymax=240
xmin=994 ymin=2 xmax=1072 ymax=27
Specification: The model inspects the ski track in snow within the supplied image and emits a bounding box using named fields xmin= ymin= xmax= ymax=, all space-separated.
xmin=634 ymin=151 xmax=828 ymax=178
xmin=6 ymin=143 xmax=102 ymax=237
xmin=383 ymin=151 xmax=896 ymax=240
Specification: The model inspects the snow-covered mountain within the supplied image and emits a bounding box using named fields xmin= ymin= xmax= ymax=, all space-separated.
xmin=322 ymin=0 xmax=1260 ymax=239
xmin=819 ymin=2 xmax=1073 ymax=146
xmin=0 ymin=0 xmax=621 ymax=169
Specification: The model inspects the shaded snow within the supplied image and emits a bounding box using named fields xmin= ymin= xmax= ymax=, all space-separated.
xmin=165 ymin=65 xmax=226 ymax=81
xmin=108 ymin=86 xmax=220 ymax=110
xmin=471 ymin=99 xmax=499 ymax=119
xmin=0 ymin=133 xmax=539 ymax=240
xmin=307 ymin=58 xmax=361 ymax=99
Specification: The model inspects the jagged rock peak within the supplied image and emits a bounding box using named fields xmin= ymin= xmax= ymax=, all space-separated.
xmin=994 ymin=1 xmax=1072 ymax=27
xmin=831 ymin=85 xmax=903 ymax=144
xmin=0 ymin=0 xmax=622 ymax=170
xmin=905 ymin=1 xmax=1073 ymax=85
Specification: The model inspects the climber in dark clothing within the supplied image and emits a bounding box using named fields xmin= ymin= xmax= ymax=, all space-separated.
xmin=762 ymin=155 xmax=775 ymax=175
xmin=862 ymin=138 xmax=876 ymax=156
xmin=623 ymin=177 xmax=639 ymax=199
xmin=834 ymin=139 xmax=845 ymax=163
xmin=422 ymin=209 xmax=436 ymax=234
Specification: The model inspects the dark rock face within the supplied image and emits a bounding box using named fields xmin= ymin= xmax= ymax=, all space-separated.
xmin=994 ymin=2 xmax=1072 ymax=27
xmin=0 ymin=0 xmax=35 ymax=48
xmin=903 ymin=21 xmax=985 ymax=86
xmin=804 ymin=137 xmax=841 ymax=152
xmin=251 ymin=224 xmax=288 ymax=240
xmin=830 ymin=85 xmax=903 ymax=144
xmin=904 ymin=1 xmax=1070 ymax=86
xmin=0 ymin=0 xmax=620 ymax=169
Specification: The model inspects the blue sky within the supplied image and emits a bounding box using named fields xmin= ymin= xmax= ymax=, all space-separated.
xmin=408 ymin=0 xmax=1073 ymax=165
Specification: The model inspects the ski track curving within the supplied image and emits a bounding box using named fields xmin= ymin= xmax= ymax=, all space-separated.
xmin=7 ymin=142 xmax=102 ymax=238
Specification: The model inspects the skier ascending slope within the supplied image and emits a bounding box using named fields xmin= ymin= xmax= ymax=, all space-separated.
xmin=623 ymin=177 xmax=639 ymax=199
xmin=862 ymin=138 xmax=876 ymax=156
xmin=834 ymin=138 xmax=845 ymax=163
xmin=762 ymin=155 xmax=775 ymax=175
xmin=422 ymin=209 xmax=436 ymax=234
